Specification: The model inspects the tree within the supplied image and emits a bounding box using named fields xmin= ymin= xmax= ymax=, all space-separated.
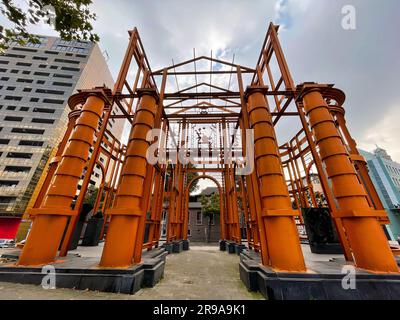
xmin=200 ymin=192 xmax=220 ymax=243
xmin=83 ymin=185 xmax=99 ymax=208
xmin=0 ymin=0 xmax=99 ymax=51
xmin=186 ymin=163 xmax=200 ymax=194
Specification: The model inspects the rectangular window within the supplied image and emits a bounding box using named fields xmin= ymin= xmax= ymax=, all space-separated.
xmin=36 ymin=89 xmax=64 ymax=95
xmin=33 ymin=107 xmax=55 ymax=114
xmin=30 ymin=98 xmax=39 ymax=102
xmin=33 ymin=56 xmax=48 ymax=61
xmin=7 ymin=152 xmax=32 ymax=159
xmin=4 ymin=96 xmax=22 ymax=101
xmin=11 ymin=128 xmax=45 ymax=135
xmin=4 ymin=166 xmax=31 ymax=173
xmin=0 ymin=197 xmax=17 ymax=204
xmin=196 ymin=212 xmax=203 ymax=225
xmin=61 ymin=66 xmax=80 ymax=72
xmin=20 ymin=107 xmax=29 ymax=111
xmin=32 ymin=118 xmax=55 ymax=124
xmin=53 ymin=73 xmax=73 ymax=79
xmin=55 ymin=58 xmax=79 ymax=65
xmin=0 ymin=77 xmax=10 ymax=81
xmin=53 ymin=82 xmax=73 ymax=87
xmin=44 ymin=51 xmax=59 ymax=55
xmin=17 ymin=79 xmax=33 ymax=83
xmin=6 ymin=86 xmax=16 ymax=91
xmin=0 ymin=139 xmax=10 ymax=145
xmin=0 ymin=180 xmax=19 ymax=187
xmin=12 ymin=47 xmax=37 ymax=53
xmin=6 ymin=106 xmax=16 ymax=111
xmin=16 ymin=62 xmax=32 ymax=67
xmin=19 ymin=140 xmax=44 ymax=147
xmin=33 ymin=72 xmax=50 ymax=76
xmin=43 ymin=99 xmax=64 ymax=105
xmin=4 ymin=116 xmax=23 ymax=122
xmin=3 ymin=53 xmax=25 ymax=58
xmin=0 ymin=60 xmax=9 ymax=64
xmin=23 ymin=88 xmax=32 ymax=92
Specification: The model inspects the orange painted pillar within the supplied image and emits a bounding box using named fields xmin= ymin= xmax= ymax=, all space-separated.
xmin=100 ymin=89 xmax=158 ymax=268
xmin=301 ymin=87 xmax=398 ymax=273
xmin=246 ymin=86 xmax=306 ymax=272
xmin=18 ymin=94 xmax=107 ymax=266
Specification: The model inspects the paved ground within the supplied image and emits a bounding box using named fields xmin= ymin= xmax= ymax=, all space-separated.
xmin=0 ymin=244 xmax=263 ymax=300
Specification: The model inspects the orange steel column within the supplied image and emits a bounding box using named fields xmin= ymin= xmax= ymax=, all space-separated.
xmin=246 ymin=86 xmax=306 ymax=272
xmin=18 ymin=94 xmax=107 ymax=266
xmin=100 ymin=89 xmax=158 ymax=268
xmin=301 ymin=86 xmax=398 ymax=273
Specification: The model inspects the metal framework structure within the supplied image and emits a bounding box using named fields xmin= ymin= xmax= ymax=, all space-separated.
xmin=16 ymin=23 xmax=399 ymax=273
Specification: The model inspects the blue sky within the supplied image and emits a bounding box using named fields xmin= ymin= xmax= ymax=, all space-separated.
xmin=1 ymin=0 xmax=400 ymax=165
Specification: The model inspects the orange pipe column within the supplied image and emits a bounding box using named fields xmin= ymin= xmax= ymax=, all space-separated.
xmin=301 ymin=86 xmax=398 ymax=273
xmin=100 ymin=89 xmax=158 ymax=268
xmin=246 ymin=86 xmax=306 ymax=272
xmin=18 ymin=94 xmax=107 ymax=266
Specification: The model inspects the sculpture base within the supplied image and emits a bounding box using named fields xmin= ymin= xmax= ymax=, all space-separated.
xmin=240 ymin=250 xmax=400 ymax=300
xmin=0 ymin=248 xmax=168 ymax=295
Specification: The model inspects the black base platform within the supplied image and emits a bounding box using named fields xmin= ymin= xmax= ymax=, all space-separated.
xmin=161 ymin=240 xmax=189 ymax=254
xmin=0 ymin=248 xmax=168 ymax=295
xmin=221 ymin=241 xmax=246 ymax=255
xmin=240 ymin=250 xmax=400 ymax=300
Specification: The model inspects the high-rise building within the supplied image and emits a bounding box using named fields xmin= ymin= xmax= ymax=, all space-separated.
xmin=0 ymin=36 xmax=124 ymax=237
xmin=359 ymin=147 xmax=400 ymax=240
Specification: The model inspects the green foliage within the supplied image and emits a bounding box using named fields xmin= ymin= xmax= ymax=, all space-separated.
xmin=186 ymin=163 xmax=200 ymax=194
xmin=83 ymin=185 xmax=99 ymax=208
xmin=200 ymin=192 xmax=220 ymax=242
xmin=200 ymin=193 xmax=220 ymax=216
xmin=0 ymin=0 xmax=99 ymax=51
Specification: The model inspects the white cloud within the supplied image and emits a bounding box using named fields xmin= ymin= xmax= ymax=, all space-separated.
xmin=361 ymin=104 xmax=400 ymax=162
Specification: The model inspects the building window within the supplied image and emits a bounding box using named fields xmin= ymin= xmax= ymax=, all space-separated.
xmin=4 ymin=166 xmax=31 ymax=173
xmin=32 ymin=118 xmax=55 ymax=124
xmin=11 ymin=128 xmax=45 ymax=135
xmin=196 ymin=212 xmax=203 ymax=225
xmin=0 ymin=180 xmax=19 ymax=187
xmin=4 ymin=96 xmax=22 ymax=101
xmin=6 ymin=106 xmax=16 ymax=111
xmin=36 ymin=89 xmax=65 ymax=95
xmin=33 ymin=108 xmax=56 ymax=114
xmin=20 ymin=107 xmax=29 ymax=111
xmin=53 ymin=73 xmax=73 ymax=79
xmin=19 ymin=140 xmax=44 ymax=147
xmin=0 ymin=197 xmax=17 ymax=204
xmin=0 ymin=139 xmax=10 ymax=145
xmin=43 ymin=99 xmax=64 ymax=105
xmin=7 ymin=152 xmax=33 ymax=159
xmin=4 ymin=116 xmax=23 ymax=122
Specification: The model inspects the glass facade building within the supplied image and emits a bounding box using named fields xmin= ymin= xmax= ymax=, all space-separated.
xmin=359 ymin=147 xmax=400 ymax=240
xmin=0 ymin=36 xmax=123 ymax=219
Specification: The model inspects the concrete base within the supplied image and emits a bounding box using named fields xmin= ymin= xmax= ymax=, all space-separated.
xmin=182 ymin=240 xmax=190 ymax=251
xmin=239 ymin=249 xmax=400 ymax=300
xmin=0 ymin=248 xmax=168 ymax=295
xmin=219 ymin=240 xmax=227 ymax=252
xmin=227 ymin=241 xmax=237 ymax=254
xmin=172 ymin=240 xmax=184 ymax=253
xmin=235 ymin=244 xmax=246 ymax=255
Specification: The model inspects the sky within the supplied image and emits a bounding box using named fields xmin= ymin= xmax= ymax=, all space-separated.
xmin=1 ymin=0 xmax=400 ymax=164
